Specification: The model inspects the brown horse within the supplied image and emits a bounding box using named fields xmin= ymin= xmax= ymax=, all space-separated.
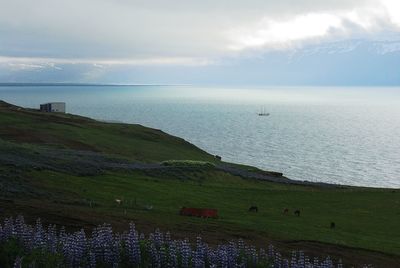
xmin=283 ymin=208 xmax=289 ymax=214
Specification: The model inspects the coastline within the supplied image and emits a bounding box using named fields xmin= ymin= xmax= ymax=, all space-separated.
xmin=1 ymin=100 xmax=400 ymax=267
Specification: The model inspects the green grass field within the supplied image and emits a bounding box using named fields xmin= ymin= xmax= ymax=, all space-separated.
xmin=0 ymin=100 xmax=215 ymax=163
xmin=1 ymin=100 xmax=400 ymax=267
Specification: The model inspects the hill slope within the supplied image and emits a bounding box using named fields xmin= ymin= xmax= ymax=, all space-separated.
xmin=0 ymin=100 xmax=215 ymax=162
xmin=1 ymin=100 xmax=400 ymax=267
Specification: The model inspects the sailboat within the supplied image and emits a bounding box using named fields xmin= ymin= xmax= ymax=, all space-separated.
xmin=258 ymin=106 xmax=270 ymax=116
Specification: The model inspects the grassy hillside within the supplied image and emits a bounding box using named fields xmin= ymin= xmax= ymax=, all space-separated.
xmin=1 ymin=101 xmax=400 ymax=267
xmin=0 ymin=101 xmax=215 ymax=162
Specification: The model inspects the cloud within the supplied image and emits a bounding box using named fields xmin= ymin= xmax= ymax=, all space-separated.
xmin=227 ymin=1 xmax=400 ymax=51
xmin=7 ymin=63 xmax=46 ymax=71
xmin=6 ymin=62 xmax=62 ymax=71
xmin=1 ymin=0 xmax=398 ymax=60
xmin=381 ymin=0 xmax=400 ymax=26
xmin=0 ymin=0 xmax=399 ymax=83
xmin=0 ymin=56 xmax=215 ymax=67
xmin=227 ymin=13 xmax=343 ymax=51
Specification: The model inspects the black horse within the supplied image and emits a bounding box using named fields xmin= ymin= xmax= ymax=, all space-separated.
xmin=330 ymin=222 xmax=336 ymax=229
xmin=248 ymin=206 xmax=258 ymax=212
xmin=294 ymin=210 xmax=301 ymax=217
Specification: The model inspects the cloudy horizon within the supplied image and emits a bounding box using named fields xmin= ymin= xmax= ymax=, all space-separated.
xmin=1 ymin=0 xmax=399 ymax=85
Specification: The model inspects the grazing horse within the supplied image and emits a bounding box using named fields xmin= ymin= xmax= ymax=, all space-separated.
xmin=248 ymin=206 xmax=258 ymax=212
xmin=330 ymin=222 xmax=336 ymax=229
xmin=294 ymin=210 xmax=301 ymax=217
xmin=283 ymin=208 xmax=289 ymax=214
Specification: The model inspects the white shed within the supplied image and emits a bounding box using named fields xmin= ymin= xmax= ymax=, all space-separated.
xmin=40 ymin=102 xmax=66 ymax=113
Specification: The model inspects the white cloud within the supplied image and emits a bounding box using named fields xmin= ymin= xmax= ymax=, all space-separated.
xmin=381 ymin=0 xmax=400 ymax=26
xmin=7 ymin=63 xmax=46 ymax=71
xmin=227 ymin=13 xmax=343 ymax=51
xmin=0 ymin=0 xmax=399 ymax=67
xmin=227 ymin=0 xmax=400 ymax=51
xmin=0 ymin=56 xmax=215 ymax=67
xmin=6 ymin=62 xmax=62 ymax=71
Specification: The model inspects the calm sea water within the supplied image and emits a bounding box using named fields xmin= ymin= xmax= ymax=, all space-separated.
xmin=1 ymin=85 xmax=400 ymax=188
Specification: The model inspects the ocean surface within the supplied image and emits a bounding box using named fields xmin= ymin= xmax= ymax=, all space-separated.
xmin=1 ymin=85 xmax=400 ymax=188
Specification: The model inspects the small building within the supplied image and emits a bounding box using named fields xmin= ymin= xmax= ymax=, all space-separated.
xmin=179 ymin=207 xmax=218 ymax=219
xmin=40 ymin=102 xmax=66 ymax=113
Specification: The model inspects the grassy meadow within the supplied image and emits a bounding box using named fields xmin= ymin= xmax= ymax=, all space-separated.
xmin=1 ymin=100 xmax=400 ymax=267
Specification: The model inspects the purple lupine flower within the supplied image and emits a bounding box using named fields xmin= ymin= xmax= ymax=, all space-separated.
xmin=91 ymin=224 xmax=115 ymax=265
xmin=193 ymin=236 xmax=205 ymax=268
xmin=62 ymin=229 xmax=87 ymax=267
xmin=211 ymin=246 xmax=219 ymax=266
xmin=0 ymin=216 xmax=353 ymax=268
xmin=298 ymin=251 xmax=305 ymax=268
xmin=304 ymin=255 xmax=311 ymax=268
xmin=259 ymin=248 xmax=267 ymax=263
xmin=14 ymin=215 xmax=24 ymax=239
xmin=268 ymin=244 xmax=275 ymax=259
xmin=337 ymin=259 xmax=343 ymax=268
xmin=126 ymin=223 xmax=141 ymax=265
xmin=160 ymin=246 xmax=168 ymax=267
xmin=153 ymin=228 xmax=163 ymax=249
xmin=274 ymin=252 xmax=282 ymax=268
xmin=249 ymin=245 xmax=258 ymax=266
xmin=282 ymin=259 xmax=290 ymax=268
xmin=290 ymin=251 xmax=298 ymax=268
xmin=148 ymin=240 xmax=161 ymax=267
xmin=13 ymin=216 xmax=33 ymax=251
xmin=165 ymin=231 xmax=171 ymax=244
xmin=58 ymin=226 xmax=67 ymax=246
xmin=3 ymin=217 xmax=15 ymax=241
xmin=218 ymin=246 xmax=229 ymax=268
xmin=226 ymin=241 xmax=238 ymax=266
xmin=89 ymin=250 xmax=96 ymax=268
xmin=112 ymin=234 xmax=121 ymax=267
xmin=313 ymin=256 xmax=319 ymax=268
xmin=168 ymin=240 xmax=178 ymax=267
xmin=13 ymin=256 xmax=23 ymax=268
xmin=0 ymin=223 xmax=3 ymax=242
xmin=46 ymin=224 xmax=58 ymax=254
xmin=325 ymin=256 xmax=333 ymax=268
xmin=103 ymin=236 xmax=113 ymax=264
xmin=33 ymin=218 xmax=46 ymax=250
xmin=180 ymin=239 xmax=191 ymax=268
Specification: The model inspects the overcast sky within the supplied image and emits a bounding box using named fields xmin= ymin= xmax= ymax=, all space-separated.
xmin=0 ymin=0 xmax=399 ymax=84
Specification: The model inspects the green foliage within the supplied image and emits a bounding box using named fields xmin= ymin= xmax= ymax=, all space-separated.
xmin=22 ymin=169 xmax=400 ymax=257
xmin=0 ymin=102 xmax=215 ymax=163
xmin=1 ymin=100 xmax=400 ymax=264
xmin=0 ymin=239 xmax=23 ymax=268
xmin=0 ymin=240 xmax=64 ymax=268
xmin=161 ymin=160 xmax=216 ymax=168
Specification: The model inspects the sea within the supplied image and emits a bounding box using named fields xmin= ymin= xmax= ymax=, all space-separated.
xmin=1 ymin=85 xmax=399 ymax=188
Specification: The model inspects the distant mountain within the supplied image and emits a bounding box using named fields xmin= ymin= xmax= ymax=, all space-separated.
xmin=1 ymin=39 xmax=399 ymax=86
xmin=290 ymin=39 xmax=400 ymax=59
xmin=206 ymin=39 xmax=400 ymax=86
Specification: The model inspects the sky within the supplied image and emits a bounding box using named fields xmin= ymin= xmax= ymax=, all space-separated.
xmin=0 ymin=0 xmax=399 ymax=85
